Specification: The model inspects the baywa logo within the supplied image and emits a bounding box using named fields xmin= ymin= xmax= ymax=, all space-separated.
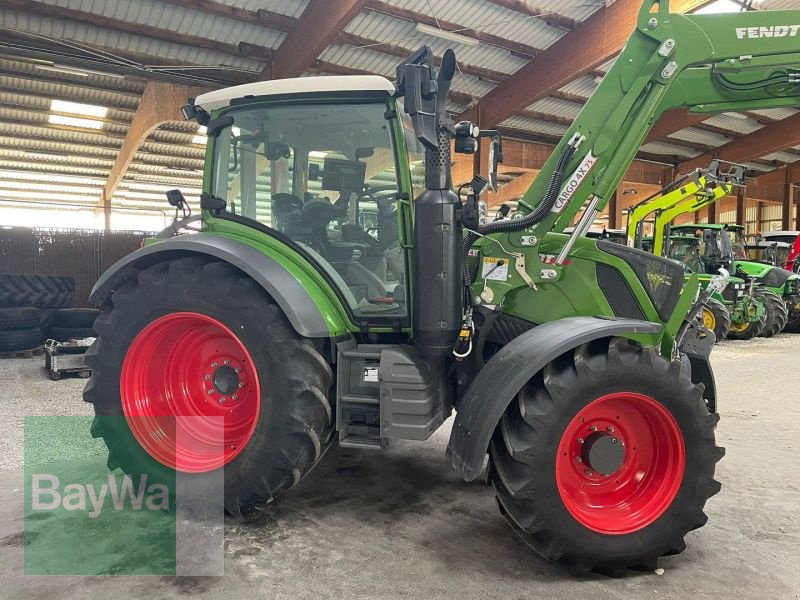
xmin=736 ymin=25 xmax=800 ymax=39
xmin=31 ymin=473 xmax=169 ymax=519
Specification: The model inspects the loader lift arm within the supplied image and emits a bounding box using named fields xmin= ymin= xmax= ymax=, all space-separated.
xmin=653 ymin=169 xmax=744 ymax=256
xmin=497 ymin=0 xmax=800 ymax=287
xmin=625 ymin=160 xmax=742 ymax=250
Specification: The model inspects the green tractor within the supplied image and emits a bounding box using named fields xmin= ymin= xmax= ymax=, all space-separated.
xmin=667 ymin=233 xmax=766 ymax=340
xmin=83 ymin=1 xmax=800 ymax=573
xmin=671 ymin=224 xmax=800 ymax=335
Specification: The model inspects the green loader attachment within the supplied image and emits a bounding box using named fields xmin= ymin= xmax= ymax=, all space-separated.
xmin=83 ymin=0 xmax=800 ymax=575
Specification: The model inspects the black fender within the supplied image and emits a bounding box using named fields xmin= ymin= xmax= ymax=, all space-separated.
xmin=446 ymin=316 xmax=662 ymax=482
xmin=90 ymin=234 xmax=331 ymax=338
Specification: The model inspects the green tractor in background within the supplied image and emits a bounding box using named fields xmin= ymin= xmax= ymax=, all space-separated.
xmin=81 ymin=0 xmax=800 ymax=574
xmin=625 ymin=162 xmax=764 ymax=341
xmin=667 ymin=233 xmax=766 ymax=340
xmin=671 ymin=224 xmax=800 ymax=335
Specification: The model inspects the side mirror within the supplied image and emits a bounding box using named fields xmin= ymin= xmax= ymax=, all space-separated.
xmin=166 ymin=189 xmax=186 ymax=208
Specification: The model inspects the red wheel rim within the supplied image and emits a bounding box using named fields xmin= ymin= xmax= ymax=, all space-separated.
xmin=555 ymin=392 xmax=685 ymax=535
xmin=120 ymin=312 xmax=260 ymax=473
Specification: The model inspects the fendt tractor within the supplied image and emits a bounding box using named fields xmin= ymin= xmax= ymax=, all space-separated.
xmin=83 ymin=1 xmax=800 ymax=574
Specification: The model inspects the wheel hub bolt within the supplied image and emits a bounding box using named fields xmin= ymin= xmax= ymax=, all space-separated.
xmin=235 ymin=368 xmax=242 ymax=373
xmin=575 ymin=456 xmax=582 ymax=463
xmin=207 ymin=389 xmax=214 ymax=395
xmin=607 ymin=426 xmax=614 ymax=433
xmin=577 ymin=437 xmax=584 ymax=444
xmin=238 ymin=382 xmax=244 ymax=388
xmin=590 ymin=425 xmax=597 ymax=432
xmin=204 ymin=374 xmax=211 ymax=380
xmin=232 ymin=394 xmax=238 ymax=401
xmin=224 ymin=359 xmax=230 ymax=365
xmin=219 ymin=397 xmax=225 ymax=403
xmin=584 ymin=469 xmax=593 ymax=476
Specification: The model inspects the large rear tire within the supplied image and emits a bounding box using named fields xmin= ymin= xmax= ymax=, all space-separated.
xmin=702 ymin=298 xmax=731 ymax=342
xmin=756 ymin=288 xmax=788 ymax=338
xmin=83 ymin=257 xmax=335 ymax=514
xmin=490 ymin=337 xmax=723 ymax=575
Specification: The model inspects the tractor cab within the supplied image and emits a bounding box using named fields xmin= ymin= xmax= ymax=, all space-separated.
xmin=747 ymin=238 xmax=792 ymax=268
xmin=192 ymin=76 xmax=426 ymax=320
xmin=670 ymin=224 xmax=738 ymax=273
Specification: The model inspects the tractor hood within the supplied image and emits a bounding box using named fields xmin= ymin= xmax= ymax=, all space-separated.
xmin=737 ymin=261 xmax=799 ymax=289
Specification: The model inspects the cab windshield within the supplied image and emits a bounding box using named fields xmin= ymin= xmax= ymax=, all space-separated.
xmin=211 ymin=100 xmax=423 ymax=319
xmin=669 ymin=238 xmax=705 ymax=273
xmin=730 ymin=230 xmax=750 ymax=260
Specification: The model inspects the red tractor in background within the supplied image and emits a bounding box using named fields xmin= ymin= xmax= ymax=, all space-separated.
xmin=760 ymin=231 xmax=800 ymax=273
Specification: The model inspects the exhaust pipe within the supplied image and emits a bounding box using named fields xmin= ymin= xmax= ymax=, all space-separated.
xmin=397 ymin=48 xmax=462 ymax=358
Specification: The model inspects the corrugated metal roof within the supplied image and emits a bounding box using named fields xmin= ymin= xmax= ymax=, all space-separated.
xmin=761 ymin=151 xmax=800 ymax=163
xmin=1 ymin=8 xmax=266 ymax=72
xmin=0 ymin=57 xmax=144 ymax=93
xmin=221 ymin=0 xmax=311 ymax=19
xmin=640 ymin=141 xmax=700 ymax=158
xmin=344 ymin=10 xmax=528 ymax=76
xmin=318 ymin=43 xmax=495 ymax=98
xmin=500 ymin=115 xmax=569 ymax=137
xmin=0 ymin=73 xmax=140 ymax=110
xmin=749 ymin=107 xmax=798 ymax=120
xmin=527 ymin=96 xmax=582 ymax=119
xmin=701 ymin=113 xmax=763 ymax=134
xmin=559 ymin=76 xmax=597 ymax=98
xmin=668 ymin=127 xmax=733 ymax=147
xmin=385 ymin=0 xmax=566 ymax=49
xmin=0 ymin=121 xmax=121 ymax=146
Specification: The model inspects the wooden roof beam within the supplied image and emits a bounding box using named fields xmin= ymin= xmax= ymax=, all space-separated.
xmin=102 ymin=82 xmax=207 ymax=221
xmin=266 ymin=0 xmax=367 ymax=79
xmin=459 ymin=0 xmax=709 ymax=127
xmin=678 ymin=112 xmax=800 ymax=174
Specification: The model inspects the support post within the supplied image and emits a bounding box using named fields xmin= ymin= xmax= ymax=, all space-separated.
xmin=101 ymin=81 xmax=208 ymax=227
xmin=607 ymin=189 xmax=619 ymax=229
xmin=736 ymin=188 xmax=746 ymax=227
xmin=707 ymin=200 xmax=718 ymax=224
xmin=782 ymin=169 xmax=793 ymax=230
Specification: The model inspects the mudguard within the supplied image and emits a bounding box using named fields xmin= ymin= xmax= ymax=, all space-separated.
xmin=90 ymin=234 xmax=331 ymax=338
xmin=446 ymin=316 xmax=662 ymax=482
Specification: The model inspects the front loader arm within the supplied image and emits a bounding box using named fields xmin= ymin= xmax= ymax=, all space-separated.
xmin=511 ymin=0 xmax=800 ymax=280
xmin=653 ymin=186 xmax=731 ymax=256
xmin=626 ymin=170 xmax=709 ymax=248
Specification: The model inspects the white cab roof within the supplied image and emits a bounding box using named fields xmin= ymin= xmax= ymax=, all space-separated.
xmin=762 ymin=230 xmax=799 ymax=238
xmin=194 ymin=75 xmax=395 ymax=112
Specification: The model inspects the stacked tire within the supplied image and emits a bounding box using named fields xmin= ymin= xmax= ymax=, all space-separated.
xmin=0 ymin=273 xmax=75 ymax=352
xmin=51 ymin=308 xmax=98 ymax=341
xmin=0 ymin=307 xmax=45 ymax=352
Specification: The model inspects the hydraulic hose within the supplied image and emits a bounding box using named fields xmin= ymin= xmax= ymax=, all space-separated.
xmin=460 ymin=133 xmax=583 ymax=301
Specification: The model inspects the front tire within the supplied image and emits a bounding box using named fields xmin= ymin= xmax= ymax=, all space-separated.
xmin=702 ymin=298 xmax=731 ymax=342
xmin=83 ymin=257 xmax=335 ymax=514
xmin=489 ymin=337 xmax=723 ymax=574
xmin=756 ymin=288 xmax=788 ymax=338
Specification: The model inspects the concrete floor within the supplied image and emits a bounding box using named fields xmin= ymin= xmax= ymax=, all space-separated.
xmin=2 ymin=335 xmax=799 ymax=599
